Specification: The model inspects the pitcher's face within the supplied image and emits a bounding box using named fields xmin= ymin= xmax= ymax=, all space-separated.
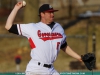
xmin=41 ymin=11 xmax=54 ymax=24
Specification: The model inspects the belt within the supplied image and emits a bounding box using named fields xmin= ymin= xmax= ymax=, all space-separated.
xmin=38 ymin=62 xmax=52 ymax=68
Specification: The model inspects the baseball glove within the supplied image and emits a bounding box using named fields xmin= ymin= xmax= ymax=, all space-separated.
xmin=81 ymin=53 xmax=96 ymax=70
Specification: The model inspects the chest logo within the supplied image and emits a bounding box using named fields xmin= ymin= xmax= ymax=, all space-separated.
xmin=37 ymin=30 xmax=63 ymax=41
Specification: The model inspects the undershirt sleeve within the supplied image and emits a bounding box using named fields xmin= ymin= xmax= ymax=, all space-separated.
xmin=60 ymin=41 xmax=67 ymax=49
xmin=8 ymin=24 xmax=19 ymax=35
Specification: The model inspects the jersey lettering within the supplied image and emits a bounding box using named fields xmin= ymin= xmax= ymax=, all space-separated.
xmin=37 ymin=30 xmax=63 ymax=41
xmin=56 ymin=42 xmax=60 ymax=50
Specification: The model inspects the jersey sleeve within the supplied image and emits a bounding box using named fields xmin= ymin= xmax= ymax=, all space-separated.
xmin=55 ymin=22 xmax=67 ymax=49
xmin=17 ymin=23 xmax=33 ymax=37
xmin=61 ymin=33 xmax=67 ymax=48
xmin=56 ymin=23 xmax=67 ymax=46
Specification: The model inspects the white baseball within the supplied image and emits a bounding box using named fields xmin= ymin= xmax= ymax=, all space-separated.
xmin=22 ymin=1 xmax=26 ymax=6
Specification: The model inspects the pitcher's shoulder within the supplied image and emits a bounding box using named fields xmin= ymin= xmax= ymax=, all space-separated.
xmin=55 ymin=22 xmax=63 ymax=28
xmin=55 ymin=22 xmax=62 ymax=26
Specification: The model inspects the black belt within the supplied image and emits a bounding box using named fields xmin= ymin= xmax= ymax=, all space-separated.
xmin=38 ymin=62 xmax=52 ymax=68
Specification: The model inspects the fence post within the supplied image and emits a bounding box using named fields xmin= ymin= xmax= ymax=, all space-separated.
xmin=92 ymin=32 xmax=96 ymax=69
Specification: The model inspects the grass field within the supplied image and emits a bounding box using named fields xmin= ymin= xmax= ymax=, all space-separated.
xmin=0 ymin=17 xmax=100 ymax=72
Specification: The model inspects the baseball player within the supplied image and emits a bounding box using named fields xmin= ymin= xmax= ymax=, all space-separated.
xmin=5 ymin=1 xmax=82 ymax=75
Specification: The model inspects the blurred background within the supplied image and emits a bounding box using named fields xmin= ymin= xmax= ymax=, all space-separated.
xmin=0 ymin=0 xmax=100 ymax=73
